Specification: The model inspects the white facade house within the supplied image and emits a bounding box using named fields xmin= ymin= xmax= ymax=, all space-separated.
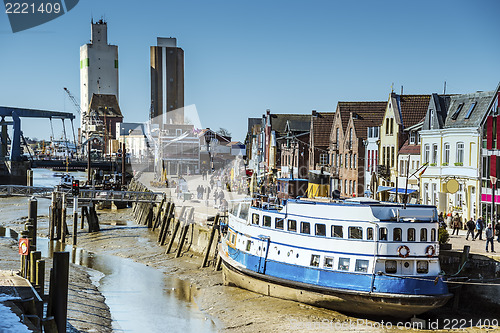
xmin=80 ymin=19 xmax=119 ymax=140
xmin=116 ymin=123 xmax=148 ymax=163
xmin=420 ymin=91 xmax=494 ymax=220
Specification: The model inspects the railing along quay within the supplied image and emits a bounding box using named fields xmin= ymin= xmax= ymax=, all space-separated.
xmin=0 ymin=185 xmax=54 ymax=197
xmin=56 ymin=188 xmax=165 ymax=203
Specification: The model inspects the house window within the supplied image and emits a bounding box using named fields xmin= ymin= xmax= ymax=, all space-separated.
xmin=374 ymin=126 xmax=379 ymax=138
xmin=353 ymin=154 xmax=356 ymax=169
xmin=344 ymin=180 xmax=348 ymax=194
xmin=176 ymin=129 xmax=182 ymax=136
xmin=390 ymin=118 xmax=394 ymax=135
xmin=332 ymin=225 xmax=343 ymax=238
xmin=456 ymin=142 xmax=464 ymax=165
xmin=386 ymin=118 xmax=390 ymax=135
xmin=432 ymin=144 xmax=438 ymax=164
xmin=430 ymin=109 xmax=435 ymax=129
xmin=353 ymin=180 xmax=356 ymax=194
xmin=319 ymin=153 xmax=328 ymax=165
xmin=432 ymin=183 xmax=437 ymax=205
xmin=409 ymin=132 xmax=415 ymax=144
xmin=424 ymin=144 xmax=430 ymax=163
xmin=424 ymin=183 xmax=429 ymax=204
xmin=443 ymin=143 xmax=450 ymax=165
xmin=391 ymin=146 xmax=395 ymax=167
xmin=349 ymin=128 xmax=353 ymax=148
xmin=336 ymin=128 xmax=340 ymax=142
xmin=345 ymin=154 xmax=348 ymax=169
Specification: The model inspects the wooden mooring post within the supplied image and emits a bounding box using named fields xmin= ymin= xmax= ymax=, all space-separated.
xmin=50 ymin=252 xmax=69 ymax=333
xmin=201 ymin=214 xmax=220 ymax=268
xmin=28 ymin=197 xmax=37 ymax=247
xmin=159 ymin=202 xmax=174 ymax=245
xmin=175 ymin=208 xmax=194 ymax=258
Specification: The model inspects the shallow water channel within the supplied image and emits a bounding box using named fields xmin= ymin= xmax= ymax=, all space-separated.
xmin=0 ymin=169 xmax=216 ymax=332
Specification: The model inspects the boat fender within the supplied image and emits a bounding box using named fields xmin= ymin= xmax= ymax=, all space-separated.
xmin=425 ymin=245 xmax=435 ymax=257
xmin=397 ymin=245 xmax=410 ymax=258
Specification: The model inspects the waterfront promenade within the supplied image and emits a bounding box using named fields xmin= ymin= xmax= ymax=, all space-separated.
xmin=446 ymin=227 xmax=500 ymax=260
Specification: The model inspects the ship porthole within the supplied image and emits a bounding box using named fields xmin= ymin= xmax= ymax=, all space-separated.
xmin=296 ymin=253 xmax=299 ymax=258
xmin=404 ymin=262 xmax=410 ymax=268
xmin=277 ymin=250 xmax=280 ymax=255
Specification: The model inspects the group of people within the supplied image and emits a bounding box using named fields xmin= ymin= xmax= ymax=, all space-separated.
xmin=440 ymin=212 xmax=500 ymax=253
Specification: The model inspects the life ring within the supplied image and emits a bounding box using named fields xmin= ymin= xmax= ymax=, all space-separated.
xmin=425 ymin=245 xmax=436 ymax=257
xmin=397 ymin=245 xmax=410 ymax=258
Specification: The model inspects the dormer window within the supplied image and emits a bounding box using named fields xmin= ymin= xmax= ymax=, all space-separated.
xmin=409 ymin=132 xmax=415 ymax=144
xmin=430 ymin=109 xmax=435 ymax=129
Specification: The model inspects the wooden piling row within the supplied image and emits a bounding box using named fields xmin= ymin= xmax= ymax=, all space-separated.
xmin=128 ymin=179 xmax=222 ymax=268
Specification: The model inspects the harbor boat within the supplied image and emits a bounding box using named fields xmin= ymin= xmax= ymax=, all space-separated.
xmin=219 ymin=195 xmax=453 ymax=318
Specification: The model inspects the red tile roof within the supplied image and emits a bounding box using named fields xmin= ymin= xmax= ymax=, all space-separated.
xmin=312 ymin=112 xmax=335 ymax=147
xmin=338 ymin=102 xmax=387 ymax=140
xmin=399 ymin=95 xmax=431 ymax=128
xmin=399 ymin=139 xmax=421 ymax=155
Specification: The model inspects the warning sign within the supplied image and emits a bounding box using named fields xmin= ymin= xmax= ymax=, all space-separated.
xmin=18 ymin=238 xmax=30 ymax=256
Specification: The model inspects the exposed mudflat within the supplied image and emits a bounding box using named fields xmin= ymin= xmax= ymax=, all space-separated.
xmin=1 ymin=202 xmax=497 ymax=332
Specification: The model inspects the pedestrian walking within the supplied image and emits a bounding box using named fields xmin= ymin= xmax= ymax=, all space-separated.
xmin=452 ymin=213 xmax=461 ymax=236
xmin=446 ymin=212 xmax=453 ymax=229
xmin=466 ymin=217 xmax=476 ymax=241
xmin=485 ymin=223 xmax=495 ymax=252
xmin=474 ymin=216 xmax=484 ymax=240
xmin=438 ymin=212 xmax=445 ymax=228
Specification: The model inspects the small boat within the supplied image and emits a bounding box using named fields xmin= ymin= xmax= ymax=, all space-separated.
xmin=219 ymin=194 xmax=452 ymax=318
xmin=59 ymin=174 xmax=74 ymax=188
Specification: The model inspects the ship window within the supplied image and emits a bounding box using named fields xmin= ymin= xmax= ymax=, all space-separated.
xmin=385 ymin=260 xmax=397 ymax=274
xmin=300 ymin=222 xmax=310 ymax=234
xmin=239 ymin=203 xmax=250 ymax=220
xmin=417 ymin=261 xmax=429 ymax=274
xmin=246 ymin=240 xmax=252 ymax=251
xmin=407 ymin=228 xmax=416 ymax=242
xmin=379 ymin=227 xmax=388 ymax=241
xmin=348 ymin=226 xmax=363 ymax=239
xmin=310 ymin=255 xmax=320 ymax=267
xmin=315 ymin=224 xmax=326 ymax=236
xmin=338 ymin=258 xmax=350 ymax=271
xmin=324 ymin=256 xmax=334 ymax=268
xmin=393 ymin=228 xmax=402 ymax=241
xmin=332 ymin=225 xmax=343 ymax=238
xmin=355 ymin=259 xmax=369 ymax=273
xmin=420 ymin=228 xmax=428 ymax=241
xmin=431 ymin=228 xmax=436 ymax=242
xmin=287 ymin=219 xmax=297 ymax=232
xmin=275 ymin=218 xmax=284 ymax=230
xmin=263 ymin=215 xmax=271 ymax=227
xmin=252 ymin=213 xmax=259 ymax=225
xmin=367 ymin=227 xmax=374 ymax=240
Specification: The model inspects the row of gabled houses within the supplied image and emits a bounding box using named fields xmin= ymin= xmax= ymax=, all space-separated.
xmin=245 ymin=82 xmax=500 ymax=223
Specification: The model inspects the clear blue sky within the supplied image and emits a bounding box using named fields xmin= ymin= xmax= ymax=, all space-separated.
xmin=1 ymin=0 xmax=499 ymax=142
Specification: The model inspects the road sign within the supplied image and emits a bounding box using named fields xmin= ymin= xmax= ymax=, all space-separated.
xmin=18 ymin=238 xmax=30 ymax=256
